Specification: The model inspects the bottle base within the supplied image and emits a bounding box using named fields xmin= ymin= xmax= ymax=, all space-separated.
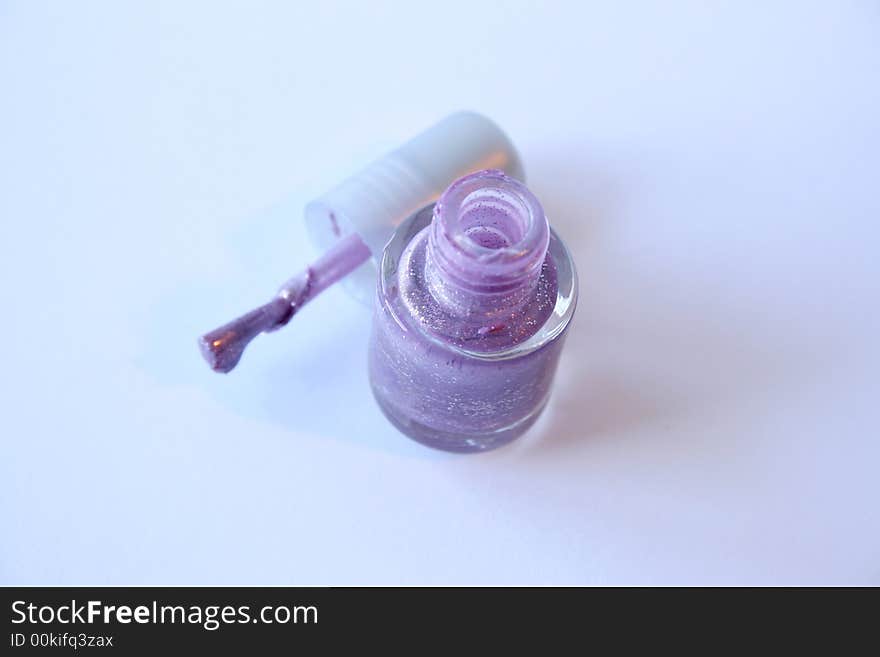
xmin=372 ymin=389 xmax=547 ymax=453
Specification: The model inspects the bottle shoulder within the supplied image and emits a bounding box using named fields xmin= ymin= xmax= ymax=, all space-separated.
xmin=379 ymin=226 xmax=558 ymax=354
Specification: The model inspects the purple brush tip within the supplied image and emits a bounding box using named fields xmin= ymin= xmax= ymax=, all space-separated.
xmin=198 ymin=298 xmax=293 ymax=373
xmin=197 ymin=233 xmax=372 ymax=374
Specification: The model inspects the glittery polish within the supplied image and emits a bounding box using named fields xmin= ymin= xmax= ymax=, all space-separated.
xmin=368 ymin=169 xmax=577 ymax=452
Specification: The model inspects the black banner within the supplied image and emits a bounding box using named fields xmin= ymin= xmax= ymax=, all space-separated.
xmin=2 ymin=586 xmax=868 ymax=651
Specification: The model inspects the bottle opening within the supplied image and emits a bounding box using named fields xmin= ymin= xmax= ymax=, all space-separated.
xmin=456 ymin=187 xmax=532 ymax=251
xmin=426 ymin=169 xmax=550 ymax=315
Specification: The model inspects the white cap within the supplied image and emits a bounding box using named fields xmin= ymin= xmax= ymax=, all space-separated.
xmin=304 ymin=111 xmax=525 ymax=302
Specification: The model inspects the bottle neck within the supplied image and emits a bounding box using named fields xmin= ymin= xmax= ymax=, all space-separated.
xmin=424 ymin=169 xmax=550 ymax=319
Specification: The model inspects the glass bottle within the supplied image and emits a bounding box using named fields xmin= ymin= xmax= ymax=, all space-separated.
xmin=368 ymin=169 xmax=577 ymax=452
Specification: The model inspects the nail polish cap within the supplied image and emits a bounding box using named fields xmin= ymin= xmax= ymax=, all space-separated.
xmin=304 ymin=111 xmax=525 ymax=302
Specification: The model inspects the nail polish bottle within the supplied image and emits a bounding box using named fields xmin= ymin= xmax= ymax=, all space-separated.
xmin=369 ymin=170 xmax=577 ymax=452
xmin=200 ymin=113 xmax=576 ymax=454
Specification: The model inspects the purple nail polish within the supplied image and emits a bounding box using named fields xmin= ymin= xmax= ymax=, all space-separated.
xmin=368 ymin=169 xmax=578 ymax=452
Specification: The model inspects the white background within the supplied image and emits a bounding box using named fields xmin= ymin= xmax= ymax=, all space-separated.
xmin=2 ymin=1 xmax=878 ymax=585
